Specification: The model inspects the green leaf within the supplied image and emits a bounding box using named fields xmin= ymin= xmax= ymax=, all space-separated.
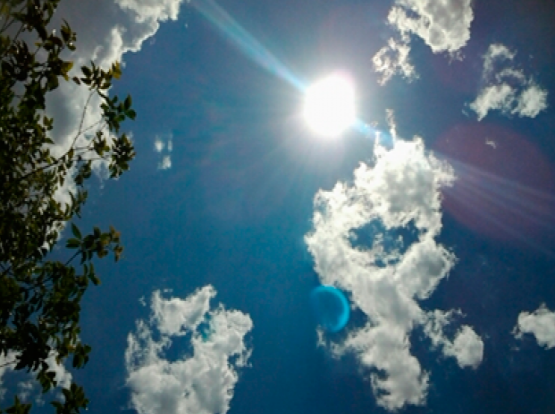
xmin=66 ymin=238 xmax=80 ymax=249
xmin=61 ymin=60 xmax=74 ymax=74
xmin=71 ymin=223 xmax=82 ymax=239
xmin=5 ymin=395 xmax=31 ymax=414
xmin=47 ymin=74 xmax=59 ymax=90
xmin=72 ymin=353 xmax=83 ymax=368
xmin=123 ymin=95 xmax=132 ymax=110
xmin=61 ymin=20 xmax=73 ymax=43
xmin=112 ymin=61 xmax=122 ymax=79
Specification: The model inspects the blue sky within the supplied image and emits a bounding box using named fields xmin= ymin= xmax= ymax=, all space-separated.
xmin=2 ymin=0 xmax=555 ymax=413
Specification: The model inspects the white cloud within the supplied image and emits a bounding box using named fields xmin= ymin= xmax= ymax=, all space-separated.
xmin=333 ymin=325 xmax=429 ymax=409
xmin=373 ymin=0 xmax=474 ymax=84
xmin=373 ymin=37 xmax=416 ymax=85
xmin=44 ymin=353 xmax=73 ymax=390
xmin=125 ymin=286 xmax=253 ymax=414
xmin=483 ymin=43 xmax=515 ymax=74
xmin=117 ymin=0 xmax=182 ymax=23
xmin=514 ymin=84 xmax=549 ymax=118
xmin=424 ymin=310 xmax=483 ymax=369
xmin=470 ymin=83 xmax=516 ymax=120
xmin=305 ymin=130 xmax=483 ymax=410
xmin=151 ymin=286 xmax=215 ymax=335
xmin=387 ymin=0 xmax=474 ymax=54
xmin=159 ymin=155 xmax=172 ymax=170
xmin=470 ymin=43 xmax=548 ymax=120
xmin=514 ymin=304 xmax=555 ymax=349
xmin=154 ymin=133 xmax=174 ymax=170
xmin=447 ymin=326 xmax=484 ymax=368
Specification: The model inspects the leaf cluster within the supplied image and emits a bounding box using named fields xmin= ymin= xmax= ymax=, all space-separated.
xmin=0 ymin=1 xmax=136 ymax=413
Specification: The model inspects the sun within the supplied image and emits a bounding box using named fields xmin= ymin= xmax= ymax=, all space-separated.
xmin=303 ymin=73 xmax=356 ymax=138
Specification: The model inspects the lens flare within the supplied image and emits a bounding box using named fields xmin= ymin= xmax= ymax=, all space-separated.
xmin=310 ymin=285 xmax=350 ymax=333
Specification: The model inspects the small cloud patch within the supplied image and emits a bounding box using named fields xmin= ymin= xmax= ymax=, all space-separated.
xmin=470 ymin=43 xmax=548 ymax=120
xmin=154 ymin=133 xmax=173 ymax=170
xmin=514 ymin=304 xmax=555 ymax=349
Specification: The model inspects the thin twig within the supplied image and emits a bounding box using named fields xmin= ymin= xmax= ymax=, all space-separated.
xmin=72 ymin=91 xmax=95 ymax=149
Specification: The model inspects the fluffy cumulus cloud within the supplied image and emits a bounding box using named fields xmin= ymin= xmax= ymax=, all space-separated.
xmin=513 ymin=304 xmax=555 ymax=349
xmin=470 ymin=43 xmax=548 ymax=120
xmin=388 ymin=0 xmax=474 ymax=53
xmin=373 ymin=0 xmax=474 ymax=83
xmin=125 ymin=286 xmax=253 ymax=414
xmin=305 ymin=133 xmax=483 ymax=410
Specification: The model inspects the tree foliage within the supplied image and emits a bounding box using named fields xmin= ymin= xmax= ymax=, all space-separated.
xmin=0 ymin=0 xmax=136 ymax=412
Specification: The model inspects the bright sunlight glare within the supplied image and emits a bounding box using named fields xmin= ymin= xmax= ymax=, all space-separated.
xmin=303 ymin=74 xmax=356 ymax=138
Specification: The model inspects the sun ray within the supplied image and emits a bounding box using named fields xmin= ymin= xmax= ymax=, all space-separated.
xmin=193 ymin=0 xmax=304 ymax=90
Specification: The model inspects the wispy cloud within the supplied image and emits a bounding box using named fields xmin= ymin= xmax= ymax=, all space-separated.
xmin=373 ymin=0 xmax=474 ymax=84
xmin=470 ymin=43 xmax=548 ymax=120
xmin=513 ymin=304 xmax=555 ymax=349
xmin=154 ymin=139 xmax=165 ymax=153
xmin=373 ymin=36 xmax=416 ymax=85
xmin=125 ymin=286 xmax=253 ymax=414
xmin=305 ymin=124 xmax=483 ymax=410
xmin=154 ymin=133 xmax=174 ymax=170
xmin=0 ymin=352 xmax=17 ymax=401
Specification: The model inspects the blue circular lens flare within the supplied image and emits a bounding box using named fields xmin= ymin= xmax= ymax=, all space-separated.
xmin=310 ymin=285 xmax=350 ymax=332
